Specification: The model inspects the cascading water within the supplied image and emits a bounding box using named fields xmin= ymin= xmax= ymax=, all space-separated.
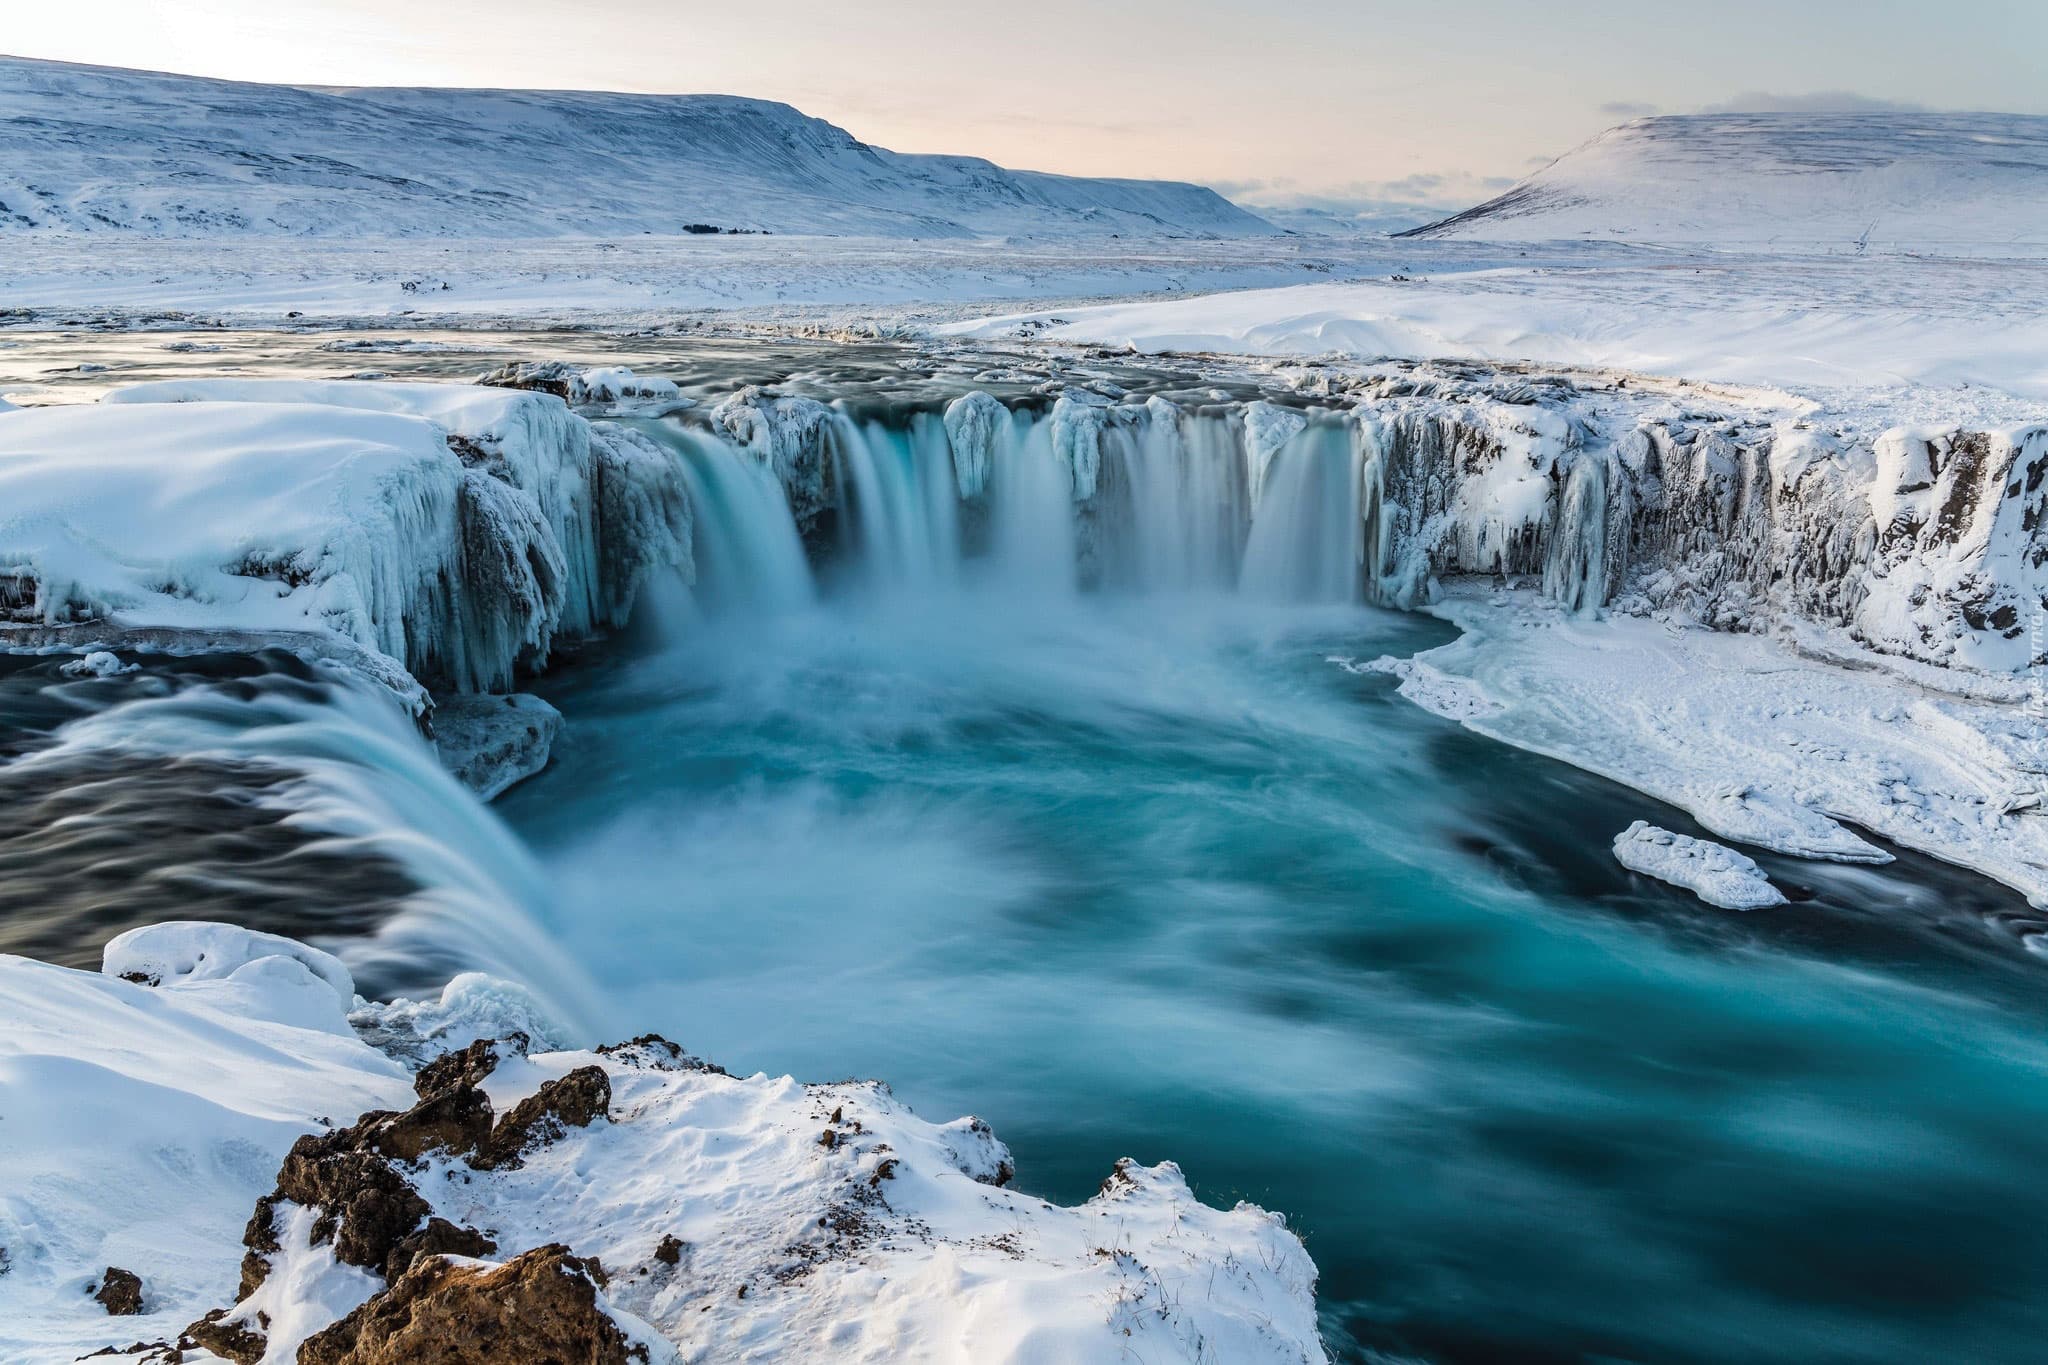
xmin=0 ymin=655 xmax=605 ymax=1036
xmin=627 ymin=417 xmax=814 ymax=616
xmin=8 ymin=348 xmax=2014 ymax=1365
xmin=1239 ymin=421 xmax=1365 ymax=603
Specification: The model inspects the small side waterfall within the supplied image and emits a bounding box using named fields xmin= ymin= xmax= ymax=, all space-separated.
xmin=1544 ymin=453 xmax=1612 ymax=615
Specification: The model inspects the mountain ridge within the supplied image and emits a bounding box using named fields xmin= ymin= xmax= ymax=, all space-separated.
xmin=0 ymin=55 xmax=1277 ymax=240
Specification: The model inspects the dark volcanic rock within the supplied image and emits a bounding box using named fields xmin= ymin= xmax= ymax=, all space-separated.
xmin=91 ymin=1265 xmax=143 ymax=1315
xmin=297 ymin=1244 xmax=647 ymax=1365
xmin=275 ymin=1126 xmax=433 ymax=1273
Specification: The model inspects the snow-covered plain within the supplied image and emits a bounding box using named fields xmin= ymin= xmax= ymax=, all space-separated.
xmin=943 ymin=254 xmax=2048 ymax=407
xmin=0 ymin=924 xmax=1323 ymax=1364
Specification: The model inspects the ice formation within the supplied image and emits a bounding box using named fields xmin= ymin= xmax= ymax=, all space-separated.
xmin=1611 ymin=821 xmax=1788 ymax=910
xmin=0 ymin=379 xmax=694 ymax=696
xmin=0 ymin=926 xmax=1325 ymax=1364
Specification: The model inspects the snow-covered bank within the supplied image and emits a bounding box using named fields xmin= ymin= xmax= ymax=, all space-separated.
xmin=1356 ymin=591 xmax=2048 ymax=917
xmin=0 ymin=378 xmax=688 ymax=696
xmin=0 ymin=925 xmax=1324 ymax=1364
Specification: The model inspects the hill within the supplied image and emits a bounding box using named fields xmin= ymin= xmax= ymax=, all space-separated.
xmin=1400 ymin=113 xmax=2048 ymax=252
xmin=0 ymin=56 xmax=1276 ymax=240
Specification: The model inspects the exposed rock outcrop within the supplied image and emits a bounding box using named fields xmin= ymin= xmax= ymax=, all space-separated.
xmin=90 ymin=1266 xmax=143 ymax=1316
xmin=298 ymin=1245 xmax=649 ymax=1365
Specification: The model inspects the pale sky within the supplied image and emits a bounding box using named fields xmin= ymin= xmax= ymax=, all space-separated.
xmin=7 ymin=1 xmax=2045 ymax=211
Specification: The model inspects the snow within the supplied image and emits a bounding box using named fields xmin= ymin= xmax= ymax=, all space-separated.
xmin=1367 ymin=590 xmax=2048 ymax=912
xmin=1611 ymin=821 xmax=1788 ymax=910
xmin=0 ymin=400 xmax=491 ymax=677
xmin=0 ymin=379 xmax=690 ymax=694
xmin=944 ymin=259 xmax=2048 ymax=404
xmin=1403 ymin=113 xmax=2048 ymax=253
xmin=0 ymin=927 xmax=1325 ymax=1364
xmin=0 ymin=931 xmax=412 ymax=1363
xmin=0 ymin=56 xmax=1273 ymax=242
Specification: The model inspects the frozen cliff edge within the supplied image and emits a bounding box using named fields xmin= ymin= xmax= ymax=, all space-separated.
xmin=0 ymin=378 xmax=688 ymax=745
xmin=0 ymin=923 xmax=1326 ymax=1364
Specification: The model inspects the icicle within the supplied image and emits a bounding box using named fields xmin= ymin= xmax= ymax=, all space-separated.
xmin=942 ymin=391 xmax=1006 ymax=502
xmin=1242 ymin=401 xmax=1307 ymax=514
xmin=1050 ymin=392 xmax=1112 ymax=502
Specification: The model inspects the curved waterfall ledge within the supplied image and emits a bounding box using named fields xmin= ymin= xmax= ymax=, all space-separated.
xmin=0 ymin=353 xmax=2039 ymax=886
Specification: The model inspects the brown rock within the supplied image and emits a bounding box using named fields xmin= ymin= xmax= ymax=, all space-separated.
xmin=274 ymin=1129 xmax=433 ymax=1273
xmin=363 ymin=1085 xmax=495 ymax=1164
xmin=91 ymin=1265 xmax=144 ymax=1315
xmin=413 ymin=1036 xmax=524 ymax=1101
xmin=483 ymin=1066 xmax=610 ymax=1169
xmin=381 ymin=1217 xmax=497 ymax=1283
xmin=183 ymin=1306 xmax=266 ymax=1364
xmin=297 ymin=1245 xmax=648 ymax=1365
xmin=653 ymin=1235 xmax=684 ymax=1266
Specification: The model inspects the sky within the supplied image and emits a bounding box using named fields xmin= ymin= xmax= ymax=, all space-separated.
xmin=7 ymin=0 xmax=2045 ymax=215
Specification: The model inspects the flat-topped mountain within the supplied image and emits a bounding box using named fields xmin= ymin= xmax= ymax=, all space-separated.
xmin=0 ymin=56 xmax=1277 ymax=240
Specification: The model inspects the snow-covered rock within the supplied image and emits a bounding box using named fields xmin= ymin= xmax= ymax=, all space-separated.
xmin=0 ymin=934 xmax=412 ymax=1363
xmin=0 ymin=56 xmax=1276 ymax=242
xmin=431 ymin=692 xmax=563 ymax=800
xmin=0 ymin=928 xmax=1325 ymax=1364
xmin=1401 ymin=112 xmax=2048 ymax=253
xmin=0 ymin=380 xmax=691 ymax=694
xmin=479 ymin=361 xmax=684 ymax=409
xmin=1611 ymin=821 xmax=1788 ymax=910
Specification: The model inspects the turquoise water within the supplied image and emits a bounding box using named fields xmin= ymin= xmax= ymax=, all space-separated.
xmin=502 ymin=587 xmax=2048 ymax=1364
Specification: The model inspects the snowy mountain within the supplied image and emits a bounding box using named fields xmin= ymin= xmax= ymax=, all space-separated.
xmin=1402 ymin=113 xmax=2048 ymax=252
xmin=0 ymin=57 xmax=1277 ymax=240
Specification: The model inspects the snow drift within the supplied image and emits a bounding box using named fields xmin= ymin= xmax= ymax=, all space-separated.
xmin=0 ymin=379 xmax=688 ymax=694
xmin=1400 ymin=112 xmax=2048 ymax=252
xmin=0 ymin=924 xmax=1324 ymax=1364
xmin=0 ymin=56 xmax=1277 ymax=241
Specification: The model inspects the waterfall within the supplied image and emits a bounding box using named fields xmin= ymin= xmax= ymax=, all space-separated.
xmin=826 ymin=411 xmax=962 ymax=592
xmin=1239 ymin=421 xmax=1364 ymax=603
xmin=987 ymin=409 xmax=1079 ymax=596
xmin=626 ymin=418 xmax=814 ymax=617
xmin=600 ymin=389 xmax=1668 ymax=623
xmin=7 ymin=661 xmax=608 ymax=1036
xmin=1098 ymin=398 xmax=1249 ymax=594
xmin=1543 ymin=454 xmax=1611 ymax=615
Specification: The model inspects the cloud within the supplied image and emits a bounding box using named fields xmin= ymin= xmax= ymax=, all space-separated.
xmin=1696 ymin=90 xmax=1929 ymax=115
xmin=1599 ymin=101 xmax=1659 ymax=117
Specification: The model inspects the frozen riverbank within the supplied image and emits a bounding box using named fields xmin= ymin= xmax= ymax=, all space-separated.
xmin=1356 ymin=589 xmax=2048 ymax=916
